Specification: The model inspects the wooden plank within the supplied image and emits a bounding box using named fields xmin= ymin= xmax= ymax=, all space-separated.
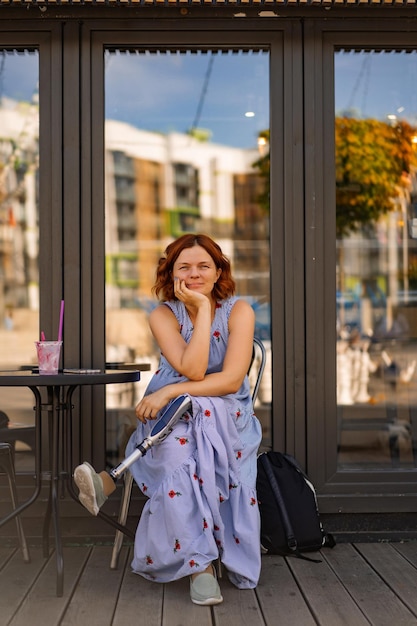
xmin=0 ymin=547 xmax=47 ymax=624
xmin=0 ymin=545 xmax=17 ymax=568
xmin=4 ymin=546 xmax=91 ymax=626
xmin=212 ymin=577 xmax=265 ymax=626
xmin=59 ymin=546 xmax=128 ymax=626
xmin=113 ymin=548 xmax=164 ymax=626
xmin=324 ymin=543 xmax=417 ymax=625
xmin=355 ymin=543 xmax=417 ymax=618
xmin=4 ymin=543 xmax=417 ymax=626
xmin=393 ymin=541 xmax=417 ymax=568
xmin=255 ymin=555 xmax=316 ymax=625
xmin=163 ymin=575 xmax=212 ymax=626
xmin=288 ymin=549 xmax=369 ymax=625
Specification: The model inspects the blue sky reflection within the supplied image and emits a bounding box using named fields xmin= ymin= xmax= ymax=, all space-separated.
xmin=105 ymin=50 xmax=269 ymax=149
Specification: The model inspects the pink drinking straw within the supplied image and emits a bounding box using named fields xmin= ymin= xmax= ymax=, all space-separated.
xmin=58 ymin=300 xmax=64 ymax=342
xmin=41 ymin=331 xmax=46 ymax=341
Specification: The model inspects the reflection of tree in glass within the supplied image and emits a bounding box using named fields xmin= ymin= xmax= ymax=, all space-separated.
xmin=252 ymin=120 xmax=417 ymax=236
xmin=335 ymin=117 xmax=417 ymax=237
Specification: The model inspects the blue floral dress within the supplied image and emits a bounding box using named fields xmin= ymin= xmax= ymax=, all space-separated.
xmin=125 ymin=296 xmax=262 ymax=589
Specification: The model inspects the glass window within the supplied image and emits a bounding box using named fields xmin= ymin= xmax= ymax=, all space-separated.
xmin=104 ymin=48 xmax=271 ymax=468
xmin=0 ymin=49 xmax=39 ymax=472
xmin=335 ymin=50 xmax=417 ymax=469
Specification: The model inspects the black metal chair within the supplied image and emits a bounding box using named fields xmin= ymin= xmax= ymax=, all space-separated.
xmin=0 ymin=410 xmax=36 ymax=453
xmin=0 ymin=442 xmax=30 ymax=562
xmin=109 ymin=336 xmax=267 ymax=569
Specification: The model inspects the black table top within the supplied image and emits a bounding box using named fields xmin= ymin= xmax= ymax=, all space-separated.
xmin=0 ymin=369 xmax=141 ymax=387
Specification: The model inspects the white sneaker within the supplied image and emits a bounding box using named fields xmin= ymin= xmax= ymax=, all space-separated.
xmin=190 ymin=568 xmax=223 ymax=606
xmin=73 ymin=462 xmax=107 ymax=516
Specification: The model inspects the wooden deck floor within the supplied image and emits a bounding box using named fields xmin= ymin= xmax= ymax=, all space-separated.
xmin=1 ymin=541 xmax=417 ymax=625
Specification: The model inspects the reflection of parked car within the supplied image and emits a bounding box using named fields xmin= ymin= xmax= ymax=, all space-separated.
xmin=134 ymin=297 xmax=159 ymax=314
xmin=241 ymin=297 xmax=271 ymax=340
xmin=362 ymin=280 xmax=386 ymax=308
xmin=337 ymin=290 xmax=361 ymax=329
xmin=397 ymin=291 xmax=417 ymax=306
xmin=252 ymin=301 xmax=271 ymax=340
xmin=337 ymin=282 xmax=396 ymax=336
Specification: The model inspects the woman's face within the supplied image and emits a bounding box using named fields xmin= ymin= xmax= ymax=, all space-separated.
xmin=173 ymin=245 xmax=221 ymax=298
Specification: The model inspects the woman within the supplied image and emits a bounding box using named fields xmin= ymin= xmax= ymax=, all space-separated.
xmin=74 ymin=233 xmax=262 ymax=606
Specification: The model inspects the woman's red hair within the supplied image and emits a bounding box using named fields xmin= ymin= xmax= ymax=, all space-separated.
xmin=152 ymin=234 xmax=236 ymax=301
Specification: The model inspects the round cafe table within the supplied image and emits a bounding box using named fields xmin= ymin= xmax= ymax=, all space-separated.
xmin=0 ymin=368 xmax=141 ymax=596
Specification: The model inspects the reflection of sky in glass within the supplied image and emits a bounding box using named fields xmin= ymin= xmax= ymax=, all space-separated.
xmin=0 ymin=51 xmax=38 ymax=102
xmin=105 ymin=50 xmax=269 ymax=149
xmin=335 ymin=50 xmax=417 ymax=126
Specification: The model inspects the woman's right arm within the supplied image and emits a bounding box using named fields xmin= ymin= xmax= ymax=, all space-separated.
xmin=135 ymin=299 xmax=255 ymax=423
xmin=149 ymin=301 xmax=212 ymax=380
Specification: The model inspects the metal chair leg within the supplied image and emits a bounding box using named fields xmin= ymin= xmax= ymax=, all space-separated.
xmin=110 ymin=471 xmax=134 ymax=569
xmin=0 ymin=443 xmax=30 ymax=562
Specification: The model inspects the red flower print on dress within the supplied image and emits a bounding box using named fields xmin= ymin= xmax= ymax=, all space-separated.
xmin=234 ymin=535 xmax=240 ymax=544
xmin=250 ymin=497 xmax=257 ymax=506
xmin=236 ymin=450 xmax=242 ymax=460
xmin=235 ymin=409 xmax=241 ymax=419
xmin=141 ymin=483 xmax=148 ymax=493
xmin=204 ymin=409 xmax=211 ymax=417
xmin=203 ymin=518 xmax=208 ymax=530
xmin=229 ymin=483 xmax=238 ymax=490
xmin=189 ymin=559 xmax=200 ymax=569
xmin=215 ymin=302 xmax=222 ymax=309
xmin=174 ymin=539 xmax=181 ymax=553
xmin=214 ymin=524 xmax=220 ymax=532
xmin=168 ymin=489 xmax=182 ymax=498
xmin=175 ymin=436 xmax=188 ymax=445
xmin=219 ymin=493 xmax=225 ymax=503
xmin=155 ymin=369 xmax=160 ymax=375
xmin=213 ymin=330 xmax=221 ymax=342
xmin=146 ymin=555 xmax=153 ymax=565
xmin=193 ymin=473 xmax=203 ymax=488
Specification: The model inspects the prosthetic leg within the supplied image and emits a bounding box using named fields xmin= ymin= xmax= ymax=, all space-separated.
xmin=73 ymin=394 xmax=192 ymax=559
xmin=109 ymin=394 xmax=192 ymax=482
xmin=107 ymin=394 xmax=192 ymax=568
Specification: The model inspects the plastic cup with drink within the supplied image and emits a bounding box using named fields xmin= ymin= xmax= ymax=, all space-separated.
xmin=35 ymin=340 xmax=63 ymax=374
xmin=35 ymin=300 xmax=64 ymax=375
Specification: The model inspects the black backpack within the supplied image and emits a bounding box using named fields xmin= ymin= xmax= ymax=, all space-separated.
xmin=257 ymin=451 xmax=335 ymax=561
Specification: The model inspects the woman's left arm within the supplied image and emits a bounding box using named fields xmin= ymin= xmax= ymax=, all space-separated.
xmin=135 ymin=299 xmax=255 ymax=422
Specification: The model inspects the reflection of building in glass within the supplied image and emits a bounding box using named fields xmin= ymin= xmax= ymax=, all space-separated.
xmin=337 ymin=168 xmax=417 ymax=339
xmin=105 ymin=119 xmax=269 ymax=307
xmin=337 ymin=219 xmax=417 ymax=337
xmin=233 ymin=172 xmax=270 ymax=297
xmin=0 ymin=96 xmax=39 ymax=319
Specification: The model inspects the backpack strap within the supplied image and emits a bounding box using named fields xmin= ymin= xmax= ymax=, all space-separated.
xmin=280 ymin=453 xmax=336 ymax=551
xmin=259 ymin=453 xmax=322 ymax=563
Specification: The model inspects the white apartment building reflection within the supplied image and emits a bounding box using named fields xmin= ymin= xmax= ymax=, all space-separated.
xmin=0 ymin=96 xmax=39 ymax=325
xmin=0 ymin=102 xmax=269 ymax=321
xmin=104 ymin=119 xmax=269 ymax=309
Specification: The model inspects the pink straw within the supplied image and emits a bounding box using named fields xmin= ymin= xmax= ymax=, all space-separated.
xmin=58 ymin=300 xmax=64 ymax=342
xmin=41 ymin=331 xmax=46 ymax=341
